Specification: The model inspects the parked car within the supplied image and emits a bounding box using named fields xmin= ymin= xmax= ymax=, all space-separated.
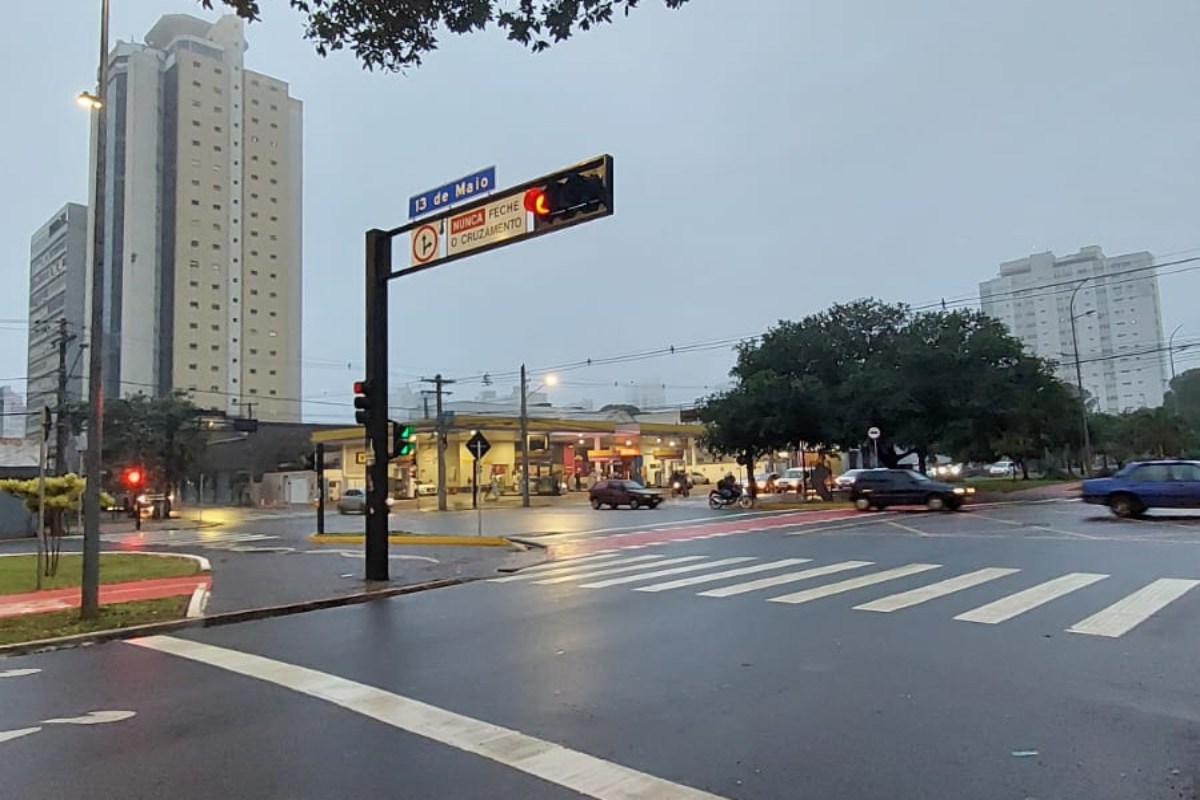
xmin=775 ymin=468 xmax=807 ymax=493
xmin=987 ymin=460 xmax=1016 ymax=477
xmin=849 ymin=469 xmax=974 ymax=512
xmin=1081 ymin=460 xmax=1200 ymax=518
xmin=336 ymin=488 xmax=395 ymax=514
xmin=834 ymin=468 xmax=873 ymax=491
xmin=589 ymin=479 xmax=663 ymax=510
xmin=753 ymin=472 xmax=780 ymax=493
xmin=689 ymin=472 xmax=712 ymax=485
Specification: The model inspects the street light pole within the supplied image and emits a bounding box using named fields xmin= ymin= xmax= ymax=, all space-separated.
xmin=81 ymin=0 xmax=110 ymax=619
xmin=1068 ymin=280 xmax=1094 ymax=478
xmin=1168 ymin=323 xmax=1184 ymax=382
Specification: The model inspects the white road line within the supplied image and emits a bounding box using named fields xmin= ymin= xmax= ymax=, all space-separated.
xmin=954 ymin=572 xmax=1109 ymax=625
xmin=698 ymin=561 xmax=873 ymax=598
xmin=1066 ymin=578 xmax=1200 ymax=638
xmin=635 ymin=559 xmax=812 ymax=593
xmin=0 ymin=668 xmax=41 ymax=679
xmin=487 ymin=555 xmax=666 ymax=583
xmin=129 ymin=636 xmax=727 ymax=800
xmin=0 ymin=727 xmax=42 ymax=744
xmin=853 ymin=568 xmax=1021 ymax=613
xmin=578 ymin=558 xmax=756 ymax=589
xmin=498 ymin=552 xmax=622 ymax=576
xmin=185 ymin=584 xmax=209 ymax=618
xmin=883 ymin=519 xmax=932 ymax=537
xmin=534 ymin=556 xmax=708 ymax=585
xmin=767 ymin=563 xmax=942 ymax=605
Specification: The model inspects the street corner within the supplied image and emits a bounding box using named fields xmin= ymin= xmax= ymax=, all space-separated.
xmin=306 ymin=532 xmax=517 ymax=548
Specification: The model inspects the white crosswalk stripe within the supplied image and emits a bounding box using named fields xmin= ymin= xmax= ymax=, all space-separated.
xmin=533 ymin=556 xmax=708 ymax=586
xmin=487 ymin=554 xmax=664 ymax=583
xmin=635 ymin=559 xmax=812 ymax=593
xmin=489 ymin=553 xmax=1199 ymax=640
xmin=854 ymin=568 xmax=1021 ymax=613
xmin=954 ymin=573 xmax=1108 ymax=625
xmin=578 ymin=558 xmax=756 ymax=589
xmin=767 ymin=563 xmax=942 ymax=605
xmin=1066 ymin=578 xmax=1200 ymax=638
xmin=697 ymin=561 xmax=873 ymax=598
xmin=101 ymin=530 xmax=278 ymax=548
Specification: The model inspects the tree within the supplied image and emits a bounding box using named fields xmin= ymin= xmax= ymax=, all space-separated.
xmin=1164 ymin=368 xmax=1200 ymax=432
xmin=205 ymin=0 xmax=691 ymax=71
xmin=0 ymin=475 xmax=114 ymax=575
xmin=102 ymin=392 xmax=207 ymax=501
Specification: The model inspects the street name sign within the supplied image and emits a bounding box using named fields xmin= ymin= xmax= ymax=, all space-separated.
xmin=408 ymin=167 xmax=496 ymax=219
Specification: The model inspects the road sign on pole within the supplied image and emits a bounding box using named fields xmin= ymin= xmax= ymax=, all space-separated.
xmin=867 ymin=427 xmax=881 ymax=440
xmin=410 ymin=223 xmax=441 ymax=268
xmin=466 ymin=430 xmax=491 ymax=460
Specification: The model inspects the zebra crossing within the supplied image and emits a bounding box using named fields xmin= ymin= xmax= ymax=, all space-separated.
xmin=101 ymin=529 xmax=281 ymax=550
xmin=487 ymin=552 xmax=1200 ymax=640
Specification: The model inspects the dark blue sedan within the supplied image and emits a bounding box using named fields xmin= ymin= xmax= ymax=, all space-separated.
xmin=1081 ymin=460 xmax=1200 ymax=517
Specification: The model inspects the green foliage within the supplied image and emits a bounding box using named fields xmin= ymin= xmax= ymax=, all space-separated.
xmin=1164 ymin=368 xmax=1200 ymax=432
xmin=701 ymin=299 xmax=1081 ymax=472
xmin=204 ymin=0 xmax=691 ymax=71
xmin=0 ymin=475 xmax=114 ymax=514
xmin=101 ymin=392 xmax=207 ymax=491
xmin=1090 ymin=407 xmax=1193 ymax=464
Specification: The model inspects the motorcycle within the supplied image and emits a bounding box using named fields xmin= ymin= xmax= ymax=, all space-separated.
xmin=708 ymin=487 xmax=754 ymax=509
xmin=671 ymin=478 xmax=691 ymax=497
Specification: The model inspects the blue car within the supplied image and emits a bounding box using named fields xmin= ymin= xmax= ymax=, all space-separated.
xmin=1081 ymin=460 xmax=1200 ymax=518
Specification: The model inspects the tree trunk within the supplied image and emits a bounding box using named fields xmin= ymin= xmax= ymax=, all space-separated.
xmin=744 ymin=453 xmax=756 ymax=498
xmin=1020 ymin=460 xmax=1030 ymax=480
xmin=916 ymin=450 xmax=927 ymax=474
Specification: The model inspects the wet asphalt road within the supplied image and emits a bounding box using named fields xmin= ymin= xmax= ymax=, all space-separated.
xmin=2 ymin=499 xmax=1199 ymax=800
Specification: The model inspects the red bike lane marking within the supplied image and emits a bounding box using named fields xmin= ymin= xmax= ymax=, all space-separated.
xmin=548 ymin=509 xmax=861 ymax=558
xmin=0 ymin=575 xmax=212 ymax=619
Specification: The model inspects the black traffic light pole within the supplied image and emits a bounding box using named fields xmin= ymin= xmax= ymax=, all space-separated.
xmin=315 ymin=442 xmax=326 ymax=536
xmin=361 ymin=155 xmax=614 ymax=582
xmin=363 ymin=230 xmax=392 ymax=582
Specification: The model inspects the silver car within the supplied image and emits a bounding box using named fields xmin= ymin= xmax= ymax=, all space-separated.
xmin=337 ymin=488 xmax=395 ymax=514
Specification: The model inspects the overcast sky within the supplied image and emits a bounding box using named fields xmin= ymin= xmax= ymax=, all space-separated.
xmin=4 ymin=0 xmax=1200 ymax=422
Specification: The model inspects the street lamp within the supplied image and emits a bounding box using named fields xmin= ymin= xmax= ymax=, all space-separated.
xmin=79 ymin=0 xmax=110 ymax=620
xmin=1168 ymin=324 xmax=1184 ymax=382
xmin=518 ymin=366 xmax=558 ymax=508
xmin=1068 ymin=279 xmax=1096 ymax=477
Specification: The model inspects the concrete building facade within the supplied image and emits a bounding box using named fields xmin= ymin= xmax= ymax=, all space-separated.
xmin=980 ymin=246 xmax=1167 ymax=413
xmin=26 ymin=203 xmax=89 ymax=437
xmin=86 ymin=13 xmax=302 ymax=420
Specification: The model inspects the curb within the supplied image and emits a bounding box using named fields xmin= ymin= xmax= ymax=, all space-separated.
xmin=506 ymin=537 xmax=549 ymax=551
xmin=0 ymin=577 xmax=469 ymax=660
xmin=308 ymin=533 xmax=514 ymax=548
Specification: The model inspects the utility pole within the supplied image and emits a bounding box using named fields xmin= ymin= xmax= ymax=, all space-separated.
xmin=520 ymin=364 xmax=530 ymax=508
xmin=81 ymin=0 xmax=111 ymax=620
xmin=421 ymin=374 xmax=454 ymax=511
xmin=363 ymin=230 xmax=391 ymax=581
xmin=1069 ymin=280 xmax=1094 ymax=477
xmin=52 ymin=318 xmax=76 ymax=476
xmin=315 ymin=442 xmax=326 ymax=536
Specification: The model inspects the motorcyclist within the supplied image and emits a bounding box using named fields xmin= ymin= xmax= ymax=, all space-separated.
xmin=717 ymin=473 xmax=740 ymax=501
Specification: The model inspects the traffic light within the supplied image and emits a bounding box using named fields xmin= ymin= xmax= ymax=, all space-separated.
xmin=353 ymin=379 xmax=372 ymax=426
xmin=392 ymin=422 xmax=415 ymax=459
xmin=523 ymin=158 xmax=612 ymax=233
xmin=122 ymin=467 xmax=144 ymax=489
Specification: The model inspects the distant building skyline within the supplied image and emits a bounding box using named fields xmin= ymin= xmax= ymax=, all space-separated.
xmin=980 ymin=245 xmax=1168 ymax=413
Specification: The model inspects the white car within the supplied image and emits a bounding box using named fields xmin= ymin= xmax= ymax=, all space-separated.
xmin=834 ymin=469 xmax=873 ymax=490
xmin=775 ymin=468 xmax=807 ymax=493
xmin=987 ymin=460 xmax=1015 ymax=477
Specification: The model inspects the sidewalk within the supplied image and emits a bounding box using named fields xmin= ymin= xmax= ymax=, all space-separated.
xmin=0 ymin=575 xmax=211 ymax=619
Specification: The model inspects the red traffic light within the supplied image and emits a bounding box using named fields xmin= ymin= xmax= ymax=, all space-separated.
xmin=523 ymin=187 xmax=550 ymax=217
xmin=353 ymin=380 xmax=366 ymax=395
xmin=123 ymin=468 xmax=143 ymax=487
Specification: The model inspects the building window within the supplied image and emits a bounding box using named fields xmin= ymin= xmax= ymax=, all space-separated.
xmin=211 ymin=365 xmax=220 ymax=372
xmin=269 ymin=350 xmax=277 ymax=357
xmin=269 ymin=390 xmax=277 ymax=396
xmin=188 ymin=363 xmax=198 ymax=370
xmin=188 ymin=280 xmax=199 ymax=288
xmin=213 ymin=144 xmax=222 ymax=152
xmin=192 ymin=119 xmax=201 ymax=127
xmin=192 ymin=139 xmax=201 ymax=147
xmin=249 ymin=368 xmax=257 ymax=375
xmin=189 ymin=301 xmax=200 ymax=309
xmin=189 ymin=260 xmax=200 ymax=269
xmin=191 ymin=99 xmax=201 ymax=108
xmin=189 ymin=322 xmax=199 ymax=330
xmin=268 ymin=310 xmax=276 ymax=318
xmin=188 ymin=342 xmax=198 ymax=350
xmin=250 ymin=289 xmax=258 ymax=296
xmin=211 ymin=324 xmax=220 ymax=332
xmin=269 ymin=369 xmax=277 ymax=376
xmin=249 ymin=348 xmax=258 ymax=355
xmin=192 ymin=80 xmax=201 ymax=88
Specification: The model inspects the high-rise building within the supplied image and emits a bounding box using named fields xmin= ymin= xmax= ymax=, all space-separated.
xmin=27 ymin=203 xmax=89 ymax=437
xmin=979 ymin=246 xmax=1167 ymax=413
xmin=0 ymin=388 xmax=28 ymax=440
xmin=86 ymin=13 xmax=302 ymax=420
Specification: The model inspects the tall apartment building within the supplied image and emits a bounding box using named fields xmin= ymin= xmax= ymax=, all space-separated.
xmin=27 ymin=203 xmax=89 ymax=437
xmin=0 ymin=388 xmax=28 ymax=439
xmin=86 ymin=14 xmax=302 ymax=420
xmin=979 ymin=246 xmax=1168 ymax=413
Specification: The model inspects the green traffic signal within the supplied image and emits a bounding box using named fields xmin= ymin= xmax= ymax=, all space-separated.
xmin=392 ymin=423 xmax=416 ymax=458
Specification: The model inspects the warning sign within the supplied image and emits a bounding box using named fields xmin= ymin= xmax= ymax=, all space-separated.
xmin=410 ymin=223 xmax=440 ymax=267
xmin=446 ymin=194 xmax=526 ymax=257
